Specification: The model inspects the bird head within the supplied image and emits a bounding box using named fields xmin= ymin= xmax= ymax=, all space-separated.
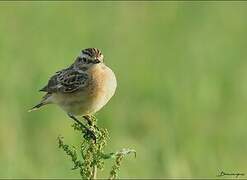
xmin=74 ymin=48 xmax=104 ymax=70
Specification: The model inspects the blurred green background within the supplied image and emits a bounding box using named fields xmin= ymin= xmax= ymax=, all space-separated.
xmin=1 ymin=1 xmax=247 ymax=178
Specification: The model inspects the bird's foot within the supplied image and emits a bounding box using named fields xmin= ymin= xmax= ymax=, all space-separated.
xmin=83 ymin=115 xmax=100 ymax=131
xmin=68 ymin=113 xmax=96 ymax=142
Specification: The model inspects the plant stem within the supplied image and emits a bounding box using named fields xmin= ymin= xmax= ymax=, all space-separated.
xmin=92 ymin=165 xmax=97 ymax=179
xmin=58 ymin=116 xmax=135 ymax=179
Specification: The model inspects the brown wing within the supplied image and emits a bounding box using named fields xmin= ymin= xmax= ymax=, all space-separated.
xmin=40 ymin=69 xmax=89 ymax=93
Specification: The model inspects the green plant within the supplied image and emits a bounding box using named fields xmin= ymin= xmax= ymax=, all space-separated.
xmin=58 ymin=116 xmax=136 ymax=179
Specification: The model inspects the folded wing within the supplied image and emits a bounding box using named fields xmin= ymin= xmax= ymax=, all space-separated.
xmin=40 ymin=69 xmax=89 ymax=93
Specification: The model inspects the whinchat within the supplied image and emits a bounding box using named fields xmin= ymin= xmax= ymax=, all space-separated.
xmin=29 ymin=48 xmax=117 ymax=135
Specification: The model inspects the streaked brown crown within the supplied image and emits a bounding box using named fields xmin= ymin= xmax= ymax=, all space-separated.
xmin=82 ymin=48 xmax=102 ymax=59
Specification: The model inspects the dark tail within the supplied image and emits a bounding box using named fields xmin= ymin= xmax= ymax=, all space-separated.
xmin=28 ymin=103 xmax=45 ymax=112
xmin=28 ymin=93 xmax=52 ymax=112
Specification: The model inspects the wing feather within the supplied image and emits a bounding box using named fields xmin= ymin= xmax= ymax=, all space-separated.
xmin=40 ymin=69 xmax=89 ymax=93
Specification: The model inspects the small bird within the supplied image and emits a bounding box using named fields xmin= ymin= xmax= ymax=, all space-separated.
xmin=29 ymin=48 xmax=117 ymax=136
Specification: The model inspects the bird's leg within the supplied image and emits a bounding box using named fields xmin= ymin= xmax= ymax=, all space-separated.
xmin=83 ymin=115 xmax=93 ymax=126
xmin=68 ymin=113 xmax=96 ymax=142
xmin=68 ymin=113 xmax=88 ymax=129
xmin=83 ymin=115 xmax=100 ymax=131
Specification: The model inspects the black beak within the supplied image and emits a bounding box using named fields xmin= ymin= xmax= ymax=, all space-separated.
xmin=93 ymin=59 xmax=101 ymax=64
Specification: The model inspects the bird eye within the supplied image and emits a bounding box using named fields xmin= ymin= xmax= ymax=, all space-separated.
xmin=78 ymin=57 xmax=88 ymax=63
xmin=82 ymin=57 xmax=87 ymax=63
